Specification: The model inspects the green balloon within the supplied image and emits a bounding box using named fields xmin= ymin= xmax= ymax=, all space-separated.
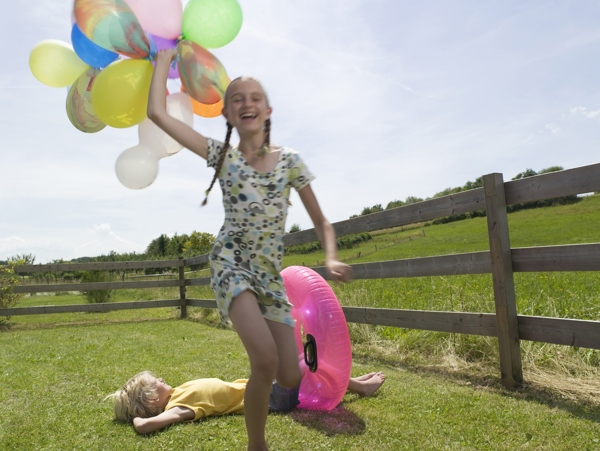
xmin=182 ymin=0 xmax=243 ymax=49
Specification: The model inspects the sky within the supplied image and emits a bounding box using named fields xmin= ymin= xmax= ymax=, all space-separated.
xmin=1 ymin=0 xmax=600 ymax=263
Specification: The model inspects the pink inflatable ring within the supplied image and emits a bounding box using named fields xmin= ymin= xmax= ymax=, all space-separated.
xmin=281 ymin=265 xmax=352 ymax=411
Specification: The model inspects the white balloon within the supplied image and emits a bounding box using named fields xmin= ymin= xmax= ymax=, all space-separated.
xmin=139 ymin=92 xmax=194 ymax=157
xmin=115 ymin=144 xmax=160 ymax=189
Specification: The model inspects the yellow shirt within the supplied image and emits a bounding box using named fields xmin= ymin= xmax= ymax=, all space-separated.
xmin=165 ymin=378 xmax=247 ymax=421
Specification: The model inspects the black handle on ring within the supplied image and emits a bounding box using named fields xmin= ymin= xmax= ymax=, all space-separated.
xmin=303 ymin=334 xmax=318 ymax=373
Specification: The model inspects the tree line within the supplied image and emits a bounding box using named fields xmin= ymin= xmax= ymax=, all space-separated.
xmin=0 ymin=232 xmax=217 ymax=293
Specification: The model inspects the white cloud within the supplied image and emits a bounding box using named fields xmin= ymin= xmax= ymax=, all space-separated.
xmin=570 ymin=107 xmax=600 ymax=120
xmin=74 ymin=224 xmax=145 ymax=257
xmin=0 ymin=237 xmax=32 ymax=256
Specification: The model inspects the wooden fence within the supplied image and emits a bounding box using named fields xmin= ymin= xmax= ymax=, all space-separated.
xmin=3 ymin=163 xmax=600 ymax=388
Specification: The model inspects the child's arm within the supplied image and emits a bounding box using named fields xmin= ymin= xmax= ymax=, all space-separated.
xmin=298 ymin=184 xmax=353 ymax=282
xmin=132 ymin=406 xmax=195 ymax=435
xmin=147 ymin=49 xmax=210 ymax=160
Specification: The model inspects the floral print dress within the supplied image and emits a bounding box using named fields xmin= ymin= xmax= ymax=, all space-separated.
xmin=206 ymin=139 xmax=315 ymax=327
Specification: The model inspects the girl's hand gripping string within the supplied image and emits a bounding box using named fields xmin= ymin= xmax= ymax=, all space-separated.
xmin=154 ymin=48 xmax=178 ymax=69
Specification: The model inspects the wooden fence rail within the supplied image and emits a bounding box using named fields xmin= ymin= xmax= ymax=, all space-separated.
xmin=3 ymin=163 xmax=600 ymax=387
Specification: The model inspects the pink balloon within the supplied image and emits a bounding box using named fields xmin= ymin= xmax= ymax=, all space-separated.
xmin=124 ymin=0 xmax=183 ymax=39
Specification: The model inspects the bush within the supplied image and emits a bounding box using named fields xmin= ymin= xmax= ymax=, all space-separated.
xmin=287 ymin=223 xmax=302 ymax=234
xmin=429 ymin=195 xmax=581 ymax=226
xmin=0 ymin=261 xmax=24 ymax=326
xmin=285 ymin=233 xmax=373 ymax=255
xmin=337 ymin=232 xmax=373 ymax=249
xmin=506 ymin=195 xmax=581 ymax=213
xmin=430 ymin=210 xmax=486 ymax=225
xmin=80 ymin=271 xmax=113 ymax=304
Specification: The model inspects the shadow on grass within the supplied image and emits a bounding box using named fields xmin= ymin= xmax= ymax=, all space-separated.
xmin=288 ymin=404 xmax=366 ymax=436
xmin=351 ymin=350 xmax=600 ymax=425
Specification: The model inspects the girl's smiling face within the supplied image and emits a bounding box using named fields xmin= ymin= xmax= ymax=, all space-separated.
xmin=223 ymin=77 xmax=272 ymax=134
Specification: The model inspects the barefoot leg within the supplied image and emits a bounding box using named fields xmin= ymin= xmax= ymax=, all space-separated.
xmin=347 ymin=372 xmax=386 ymax=397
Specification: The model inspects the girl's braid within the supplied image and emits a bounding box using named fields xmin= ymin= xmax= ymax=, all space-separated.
xmin=202 ymin=122 xmax=233 ymax=206
xmin=262 ymin=118 xmax=271 ymax=153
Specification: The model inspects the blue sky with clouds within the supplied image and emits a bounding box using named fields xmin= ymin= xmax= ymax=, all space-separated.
xmin=1 ymin=0 xmax=599 ymax=263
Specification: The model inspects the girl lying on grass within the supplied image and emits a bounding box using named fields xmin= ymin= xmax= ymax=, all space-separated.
xmin=108 ymin=370 xmax=386 ymax=435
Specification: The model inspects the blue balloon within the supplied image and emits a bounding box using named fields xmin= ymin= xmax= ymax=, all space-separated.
xmin=71 ymin=23 xmax=118 ymax=69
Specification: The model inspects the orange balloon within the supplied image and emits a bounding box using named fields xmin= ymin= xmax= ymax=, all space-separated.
xmin=181 ymin=85 xmax=223 ymax=118
xmin=192 ymin=97 xmax=223 ymax=118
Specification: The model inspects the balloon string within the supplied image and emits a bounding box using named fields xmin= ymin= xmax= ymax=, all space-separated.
xmin=86 ymin=75 xmax=95 ymax=92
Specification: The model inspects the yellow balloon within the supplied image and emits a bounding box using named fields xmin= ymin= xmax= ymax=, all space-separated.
xmin=29 ymin=39 xmax=90 ymax=88
xmin=91 ymin=59 xmax=153 ymax=128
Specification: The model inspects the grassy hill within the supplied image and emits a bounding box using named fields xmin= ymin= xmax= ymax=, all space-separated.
xmin=287 ymin=192 xmax=600 ymax=264
xmin=284 ymin=194 xmax=600 ymax=315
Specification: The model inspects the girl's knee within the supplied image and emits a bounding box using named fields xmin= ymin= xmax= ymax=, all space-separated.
xmin=251 ymin=353 xmax=279 ymax=381
xmin=276 ymin=365 xmax=302 ymax=389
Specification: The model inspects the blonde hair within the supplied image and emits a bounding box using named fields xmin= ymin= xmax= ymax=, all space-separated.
xmin=225 ymin=76 xmax=271 ymax=108
xmin=106 ymin=371 xmax=162 ymax=422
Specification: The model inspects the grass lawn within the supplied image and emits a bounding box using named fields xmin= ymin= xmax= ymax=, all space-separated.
xmin=2 ymin=195 xmax=600 ymax=449
xmin=2 ymin=317 xmax=600 ymax=451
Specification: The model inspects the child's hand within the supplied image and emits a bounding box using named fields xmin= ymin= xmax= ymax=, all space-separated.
xmin=326 ymin=260 xmax=353 ymax=283
xmin=154 ymin=48 xmax=178 ymax=66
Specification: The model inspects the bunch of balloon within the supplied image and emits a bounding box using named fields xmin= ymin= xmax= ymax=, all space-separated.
xmin=28 ymin=0 xmax=243 ymax=190
xmin=178 ymin=0 xmax=242 ymax=117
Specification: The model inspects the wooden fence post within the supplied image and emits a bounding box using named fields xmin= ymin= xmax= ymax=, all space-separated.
xmin=483 ymin=173 xmax=523 ymax=387
xmin=178 ymin=257 xmax=187 ymax=319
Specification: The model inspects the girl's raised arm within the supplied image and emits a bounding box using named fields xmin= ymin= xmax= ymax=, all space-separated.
xmin=147 ymin=49 xmax=209 ymax=160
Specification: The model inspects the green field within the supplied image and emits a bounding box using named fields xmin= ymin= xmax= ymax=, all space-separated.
xmin=2 ymin=195 xmax=600 ymax=449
